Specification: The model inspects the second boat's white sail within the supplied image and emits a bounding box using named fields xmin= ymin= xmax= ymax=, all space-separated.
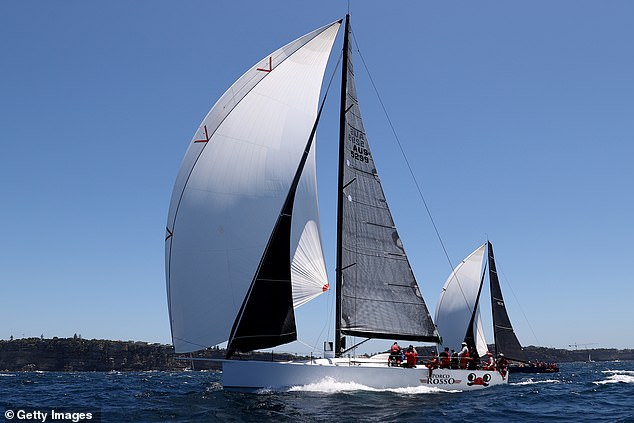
xmin=435 ymin=243 xmax=488 ymax=356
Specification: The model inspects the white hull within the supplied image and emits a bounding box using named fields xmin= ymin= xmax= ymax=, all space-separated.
xmin=221 ymin=355 xmax=508 ymax=391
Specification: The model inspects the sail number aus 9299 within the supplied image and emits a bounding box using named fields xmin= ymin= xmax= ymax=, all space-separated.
xmin=348 ymin=126 xmax=370 ymax=163
xmin=350 ymin=145 xmax=369 ymax=163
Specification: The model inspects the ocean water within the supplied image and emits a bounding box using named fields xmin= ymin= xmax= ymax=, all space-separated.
xmin=1 ymin=361 xmax=633 ymax=422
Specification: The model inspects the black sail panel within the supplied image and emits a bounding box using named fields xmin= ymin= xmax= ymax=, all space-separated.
xmin=337 ymin=17 xmax=438 ymax=343
xmin=463 ymin=267 xmax=486 ymax=354
xmin=226 ymin=207 xmax=297 ymax=357
xmin=488 ymin=241 xmax=528 ymax=362
xmin=227 ymin=103 xmax=328 ymax=358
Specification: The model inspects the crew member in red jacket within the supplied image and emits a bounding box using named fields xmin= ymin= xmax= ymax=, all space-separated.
xmin=404 ymin=345 xmax=418 ymax=368
xmin=439 ymin=347 xmax=451 ymax=368
xmin=482 ymin=351 xmax=496 ymax=370
xmin=426 ymin=350 xmax=439 ymax=377
xmin=459 ymin=342 xmax=470 ymax=369
xmin=388 ymin=342 xmax=402 ymax=366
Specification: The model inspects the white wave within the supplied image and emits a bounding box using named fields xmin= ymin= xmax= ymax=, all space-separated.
xmin=512 ymin=378 xmax=560 ymax=386
xmin=286 ymin=377 xmax=457 ymax=394
xmin=205 ymin=382 xmax=223 ymax=392
xmin=594 ymin=374 xmax=634 ymax=385
xmin=0 ymin=373 xmax=16 ymax=377
xmin=389 ymin=385 xmax=461 ymax=394
xmin=601 ymin=369 xmax=634 ymax=376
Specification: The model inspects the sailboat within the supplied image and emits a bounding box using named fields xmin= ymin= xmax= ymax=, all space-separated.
xmin=435 ymin=241 xmax=558 ymax=375
xmin=165 ymin=15 xmax=507 ymax=391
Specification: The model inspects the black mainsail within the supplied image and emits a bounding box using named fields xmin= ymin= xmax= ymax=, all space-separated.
xmin=335 ymin=15 xmax=438 ymax=355
xmin=488 ymin=241 xmax=528 ymax=362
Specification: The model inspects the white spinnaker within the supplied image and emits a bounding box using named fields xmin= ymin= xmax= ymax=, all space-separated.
xmin=435 ymin=243 xmax=487 ymax=355
xmin=165 ymin=21 xmax=340 ymax=353
xmin=291 ymin=135 xmax=328 ymax=308
xmin=291 ymin=219 xmax=329 ymax=308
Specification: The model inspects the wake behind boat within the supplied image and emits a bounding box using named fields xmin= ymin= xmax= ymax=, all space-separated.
xmin=508 ymin=363 xmax=559 ymax=374
xmin=165 ymin=14 xmax=507 ymax=391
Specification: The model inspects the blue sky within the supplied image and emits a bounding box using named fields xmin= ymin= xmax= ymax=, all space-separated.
xmin=1 ymin=1 xmax=633 ymax=354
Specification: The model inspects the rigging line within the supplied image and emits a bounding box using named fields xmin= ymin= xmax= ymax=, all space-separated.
xmin=498 ymin=265 xmax=541 ymax=346
xmin=295 ymin=338 xmax=319 ymax=353
xmin=350 ymin=26 xmax=477 ymax=321
xmin=327 ymin=281 xmax=335 ymax=339
xmin=351 ymin=25 xmax=480 ymax=331
xmin=309 ymin=288 xmax=334 ymax=354
xmin=342 ymin=337 xmax=370 ymax=355
xmin=437 ymin=248 xmax=483 ymax=326
xmin=322 ymin=50 xmax=343 ymax=110
xmin=349 ymin=31 xmax=458 ymax=284
xmin=172 ymin=336 xmax=215 ymax=351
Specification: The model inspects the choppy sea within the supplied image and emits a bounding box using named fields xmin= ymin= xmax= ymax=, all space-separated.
xmin=1 ymin=361 xmax=633 ymax=422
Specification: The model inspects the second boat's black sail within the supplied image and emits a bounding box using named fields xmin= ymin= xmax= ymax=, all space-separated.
xmin=488 ymin=241 xmax=528 ymax=362
xmin=335 ymin=15 xmax=439 ymax=355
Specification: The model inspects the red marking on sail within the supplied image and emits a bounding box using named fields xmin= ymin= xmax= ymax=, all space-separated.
xmin=194 ymin=125 xmax=210 ymax=143
xmin=257 ymin=56 xmax=273 ymax=72
xmin=165 ymin=227 xmax=173 ymax=241
xmin=322 ymin=283 xmax=330 ymax=292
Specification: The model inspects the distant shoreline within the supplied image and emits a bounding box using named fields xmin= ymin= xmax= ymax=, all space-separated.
xmin=1 ymin=338 xmax=632 ymax=372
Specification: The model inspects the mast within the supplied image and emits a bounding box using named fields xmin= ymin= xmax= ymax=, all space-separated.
xmin=488 ymin=242 xmax=497 ymax=357
xmin=335 ymin=13 xmax=350 ymax=358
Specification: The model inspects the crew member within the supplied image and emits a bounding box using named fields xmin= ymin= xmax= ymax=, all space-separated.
xmin=388 ymin=341 xmax=402 ymax=366
xmin=482 ymin=351 xmax=496 ymax=370
xmin=459 ymin=342 xmax=470 ymax=369
xmin=404 ymin=345 xmax=418 ymax=368
xmin=497 ymin=353 xmax=509 ymax=378
xmin=439 ymin=347 xmax=451 ymax=368
xmin=450 ymin=349 xmax=459 ymax=369
xmin=427 ymin=350 xmax=439 ymax=378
